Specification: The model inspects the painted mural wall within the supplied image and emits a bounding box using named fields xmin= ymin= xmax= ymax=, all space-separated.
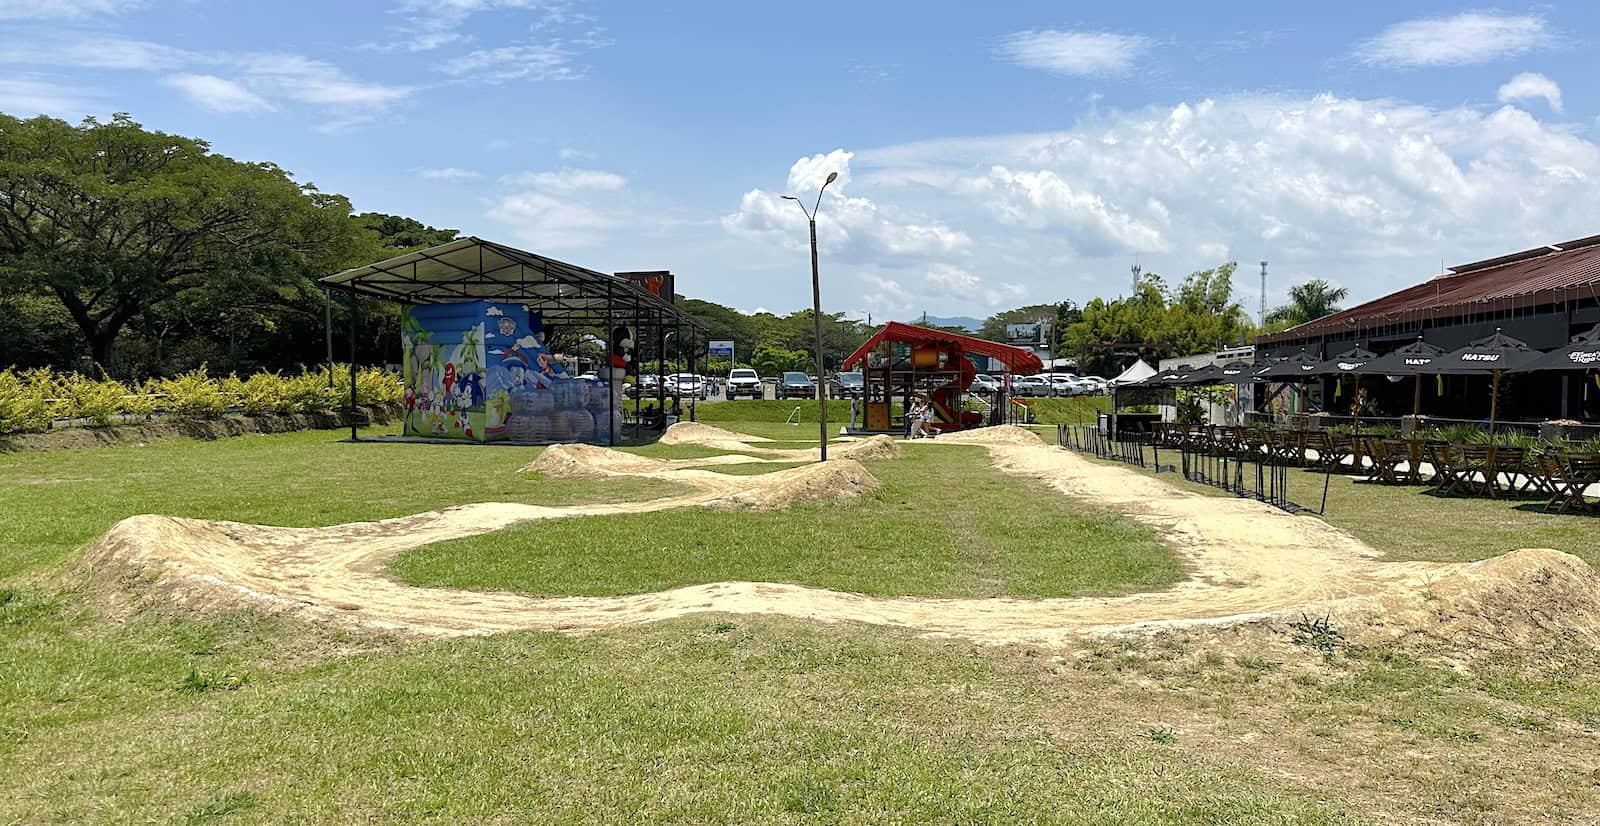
xmin=402 ymin=301 xmax=615 ymax=443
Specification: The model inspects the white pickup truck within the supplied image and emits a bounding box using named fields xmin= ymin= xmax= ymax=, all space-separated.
xmin=726 ymin=368 xmax=764 ymax=399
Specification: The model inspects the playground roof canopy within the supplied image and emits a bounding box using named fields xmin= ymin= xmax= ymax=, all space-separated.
xmin=320 ymin=236 xmax=704 ymax=329
xmin=842 ymin=321 xmax=1044 ymax=374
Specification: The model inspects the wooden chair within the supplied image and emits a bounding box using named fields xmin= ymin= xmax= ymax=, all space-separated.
xmin=1455 ymin=444 xmax=1495 ymax=497
xmin=1546 ymin=454 xmax=1600 ymax=514
xmin=1426 ymin=443 xmax=1463 ymax=495
xmin=1366 ymin=439 xmax=1406 ymax=485
xmin=1489 ymin=446 xmax=1529 ymax=496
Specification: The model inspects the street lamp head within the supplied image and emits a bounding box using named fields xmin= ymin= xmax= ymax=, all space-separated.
xmin=781 ymin=195 xmax=798 ymax=201
xmin=824 ymin=171 xmax=838 ymax=185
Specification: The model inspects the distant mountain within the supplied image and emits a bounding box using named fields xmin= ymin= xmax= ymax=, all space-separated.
xmin=905 ymin=315 xmax=983 ymax=331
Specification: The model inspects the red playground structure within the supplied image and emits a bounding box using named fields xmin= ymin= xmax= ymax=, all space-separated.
xmin=841 ymin=322 xmax=1044 ymax=435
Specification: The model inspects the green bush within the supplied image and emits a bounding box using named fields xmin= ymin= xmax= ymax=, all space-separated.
xmin=159 ymin=366 xmax=227 ymax=418
xmin=123 ymin=378 xmax=162 ymax=418
xmin=356 ymin=366 xmax=403 ymax=406
xmin=0 ymin=368 xmax=59 ymax=433
xmin=285 ymin=369 xmax=338 ymax=413
xmin=59 ymin=371 xmax=130 ymax=425
xmin=226 ymin=371 xmax=295 ymax=415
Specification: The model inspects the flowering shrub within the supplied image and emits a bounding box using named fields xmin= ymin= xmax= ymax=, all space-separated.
xmin=0 ymin=365 xmax=404 ymax=433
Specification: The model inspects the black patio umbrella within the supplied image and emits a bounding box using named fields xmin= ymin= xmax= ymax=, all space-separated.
xmin=1312 ymin=346 xmax=1378 ymax=430
xmin=1521 ymin=323 xmax=1600 ymax=372
xmin=1172 ymin=364 xmax=1225 ymax=386
xmin=1432 ymin=329 xmax=1545 ymax=434
xmin=1311 ymin=346 xmax=1378 ymax=375
xmin=1216 ymin=360 xmax=1263 ymax=384
xmin=1258 ymin=349 xmax=1323 ymax=380
xmin=1143 ymin=366 xmax=1195 ymax=387
xmin=1350 ymin=336 xmax=1448 ymax=415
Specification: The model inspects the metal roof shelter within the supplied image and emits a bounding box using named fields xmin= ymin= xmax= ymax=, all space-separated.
xmin=321 ymin=236 xmax=705 ymax=330
xmin=319 ymin=237 xmax=707 ymax=442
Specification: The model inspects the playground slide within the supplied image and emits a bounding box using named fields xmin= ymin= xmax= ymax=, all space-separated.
xmin=928 ymin=357 xmax=983 ymax=431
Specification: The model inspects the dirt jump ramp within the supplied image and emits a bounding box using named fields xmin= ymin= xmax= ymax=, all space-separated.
xmin=79 ymin=427 xmax=1600 ymax=648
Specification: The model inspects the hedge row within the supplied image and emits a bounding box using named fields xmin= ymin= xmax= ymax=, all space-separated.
xmin=0 ymin=366 xmax=403 ymax=434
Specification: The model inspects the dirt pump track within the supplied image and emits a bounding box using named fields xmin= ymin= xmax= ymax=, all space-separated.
xmin=82 ymin=424 xmax=1600 ymax=647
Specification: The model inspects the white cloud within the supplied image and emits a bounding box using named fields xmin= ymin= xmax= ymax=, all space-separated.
xmin=847 ymin=92 xmax=1600 ymax=312
xmin=0 ymin=36 xmax=411 ymax=126
xmin=439 ymin=42 xmax=584 ymax=82
xmin=485 ymin=166 xmax=631 ymax=248
xmin=0 ymin=0 xmax=142 ymax=18
xmin=161 ymin=74 xmax=273 ymax=113
xmin=558 ymin=146 xmax=595 ymax=161
xmin=923 ymin=263 xmax=1025 ymax=308
xmin=1497 ymin=72 xmax=1563 ymax=113
xmin=963 ymin=166 xmax=1168 ymax=256
xmin=499 ymin=168 xmax=625 ymax=191
xmin=486 ymin=191 xmax=617 ymax=248
xmin=417 ymin=167 xmax=482 ymax=180
xmin=1354 ymin=12 xmax=1552 ymax=67
xmin=236 ymin=53 xmax=411 ymax=108
xmin=385 ymin=0 xmax=586 ymax=52
xmin=0 ymin=77 xmax=98 ymax=116
xmin=723 ymin=150 xmax=971 ymax=268
xmin=0 ymin=35 xmax=195 ymax=70
xmin=999 ymin=30 xmax=1152 ymax=76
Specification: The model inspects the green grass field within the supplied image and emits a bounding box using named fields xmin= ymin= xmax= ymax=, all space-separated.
xmin=4 ymin=420 xmax=1600 ymax=822
xmin=395 ymin=444 xmax=1182 ymax=598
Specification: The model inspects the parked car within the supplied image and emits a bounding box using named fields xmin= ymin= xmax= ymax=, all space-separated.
xmin=776 ymin=371 xmax=816 ymax=400
xmin=665 ymin=373 xmax=708 ymax=400
xmin=1049 ymin=374 xmax=1096 ymax=396
xmin=1080 ymin=376 xmax=1108 ymax=394
xmin=830 ymin=371 xmax=865 ymax=399
xmin=726 ymin=368 xmax=764 ymax=399
xmin=1013 ymin=375 xmax=1051 ymax=397
xmin=969 ymin=374 xmax=1000 ymax=393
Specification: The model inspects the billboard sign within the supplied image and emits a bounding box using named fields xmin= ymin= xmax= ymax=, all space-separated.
xmin=708 ymin=340 xmax=735 ymax=357
xmin=1005 ymin=322 xmax=1042 ymax=344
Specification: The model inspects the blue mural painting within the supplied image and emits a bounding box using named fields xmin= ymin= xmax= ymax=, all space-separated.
xmin=401 ymin=300 xmax=615 ymax=443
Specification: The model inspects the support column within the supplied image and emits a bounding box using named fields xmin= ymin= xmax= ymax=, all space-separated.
xmin=346 ymin=291 xmax=359 ymax=442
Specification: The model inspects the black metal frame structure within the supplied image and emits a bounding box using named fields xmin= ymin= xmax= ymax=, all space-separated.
xmin=320 ymin=237 xmax=708 ymax=444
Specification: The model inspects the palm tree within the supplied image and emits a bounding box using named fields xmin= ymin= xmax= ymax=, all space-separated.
xmin=1265 ymin=279 xmax=1349 ymax=327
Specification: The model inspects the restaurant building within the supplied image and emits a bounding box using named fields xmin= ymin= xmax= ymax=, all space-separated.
xmin=1255 ymin=234 xmax=1600 ymax=423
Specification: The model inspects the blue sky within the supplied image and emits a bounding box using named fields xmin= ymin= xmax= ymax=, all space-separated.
xmin=3 ymin=1 xmax=1598 ymax=322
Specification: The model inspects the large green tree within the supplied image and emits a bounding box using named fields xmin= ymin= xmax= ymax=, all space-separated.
xmin=0 ymin=113 xmax=364 ymax=371
xmin=1062 ymin=263 xmax=1252 ymax=376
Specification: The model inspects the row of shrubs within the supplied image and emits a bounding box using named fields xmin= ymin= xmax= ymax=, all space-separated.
xmin=0 ymin=366 xmax=404 ymax=434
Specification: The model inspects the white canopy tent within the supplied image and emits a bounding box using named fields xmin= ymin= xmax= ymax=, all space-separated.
xmin=1109 ymin=359 xmax=1157 ymax=386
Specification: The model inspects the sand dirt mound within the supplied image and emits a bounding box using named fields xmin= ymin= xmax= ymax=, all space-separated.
xmin=1331 ymin=548 xmax=1600 ymax=651
xmin=940 ymin=425 xmax=1046 ymax=446
xmin=828 ymin=434 xmax=900 ymax=461
xmin=706 ymin=458 xmax=879 ymax=510
xmin=75 ymin=424 xmax=1600 ymax=650
xmin=660 ymin=421 xmax=772 ymax=445
xmin=523 ymin=443 xmax=668 ymax=477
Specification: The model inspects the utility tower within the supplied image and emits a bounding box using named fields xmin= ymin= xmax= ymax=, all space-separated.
xmin=1259 ymin=261 xmax=1268 ymax=325
xmin=1131 ymin=263 xmax=1142 ymax=294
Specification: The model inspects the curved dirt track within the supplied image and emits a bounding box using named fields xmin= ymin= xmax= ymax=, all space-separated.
xmin=84 ymin=424 xmax=1590 ymax=645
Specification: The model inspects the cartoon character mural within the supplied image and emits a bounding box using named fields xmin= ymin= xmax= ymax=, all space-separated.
xmin=403 ymin=300 xmax=609 ymax=444
xmin=603 ymin=326 xmax=634 ymax=442
xmin=400 ymin=302 xmax=494 ymax=441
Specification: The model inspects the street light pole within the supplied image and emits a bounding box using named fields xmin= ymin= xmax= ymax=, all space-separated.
xmin=783 ymin=171 xmax=838 ymax=461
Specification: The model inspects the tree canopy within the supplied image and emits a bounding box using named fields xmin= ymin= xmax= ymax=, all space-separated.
xmin=1264 ymin=279 xmax=1349 ymax=331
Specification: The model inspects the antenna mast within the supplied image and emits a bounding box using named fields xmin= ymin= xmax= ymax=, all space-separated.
xmin=1259 ymin=261 xmax=1269 ymax=325
xmin=1131 ymin=262 xmax=1142 ymax=294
